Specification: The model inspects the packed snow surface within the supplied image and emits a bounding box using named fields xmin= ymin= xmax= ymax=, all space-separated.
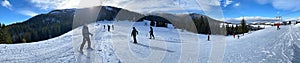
xmin=0 ymin=21 xmax=299 ymax=63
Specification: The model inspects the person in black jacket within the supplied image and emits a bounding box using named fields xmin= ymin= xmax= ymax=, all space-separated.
xmin=131 ymin=27 xmax=138 ymax=43
xmin=80 ymin=23 xmax=93 ymax=53
xmin=207 ymin=32 xmax=210 ymax=41
xmin=149 ymin=27 xmax=155 ymax=39
xmin=107 ymin=25 xmax=111 ymax=32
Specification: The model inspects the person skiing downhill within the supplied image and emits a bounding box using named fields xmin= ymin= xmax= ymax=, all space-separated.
xmin=131 ymin=27 xmax=139 ymax=44
xmin=149 ymin=27 xmax=155 ymax=39
xmin=80 ymin=23 xmax=93 ymax=53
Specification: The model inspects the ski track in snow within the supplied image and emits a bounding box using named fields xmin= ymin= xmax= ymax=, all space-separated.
xmin=0 ymin=21 xmax=300 ymax=63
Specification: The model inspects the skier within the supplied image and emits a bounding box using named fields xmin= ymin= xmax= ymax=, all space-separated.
xmin=107 ymin=25 xmax=111 ymax=32
xmin=80 ymin=23 xmax=93 ymax=53
xmin=131 ymin=27 xmax=139 ymax=44
xmin=276 ymin=23 xmax=280 ymax=30
xmin=149 ymin=27 xmax=155 ymax=39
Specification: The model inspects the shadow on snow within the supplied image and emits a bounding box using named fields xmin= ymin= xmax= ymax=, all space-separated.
xmin=135 ymin=43 xmax=175 ymax=53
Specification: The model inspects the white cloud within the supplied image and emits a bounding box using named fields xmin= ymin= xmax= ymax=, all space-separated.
xmin=27 ymin=0 xmax=225 ymax=20
xmin=271 ymin=0 xmax=300 ymax=11
xmin=255 ymin=0 xmax=300 ymax=11
xmin=234 ymin=2 xmax=240 ymax=7
xmin=1 ymin=0 xmax=12 ymax=10
xmin=225 ymin=16 xmax=281 ymax=23
xmin=27 ymin=0 xmax=223 ymax=15
xmin=18 ymin=10 xmax=39 ymax=17
xmin=28 ymin=0 xmax=81 ymax=10
xmin=222 ymin=0 xmax=233 ymax=7
xmin=101 ymin=0 xmax=205 ymax=14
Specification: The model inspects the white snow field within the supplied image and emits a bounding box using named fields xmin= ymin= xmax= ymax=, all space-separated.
xmin=0 ymin=21 xmax=300 ymax=63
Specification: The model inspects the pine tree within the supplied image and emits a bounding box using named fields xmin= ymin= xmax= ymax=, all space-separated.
xmin=241 ymin=17 xmax=248 ymax=33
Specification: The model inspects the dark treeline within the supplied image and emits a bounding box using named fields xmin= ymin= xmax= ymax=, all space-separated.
xmin=225 ymin=18 xmax=249 ymax=35
xmin=0 ymin=23 xmax=13 ymax=44
xmin=190 ymin=13 xmax=213 ymax=34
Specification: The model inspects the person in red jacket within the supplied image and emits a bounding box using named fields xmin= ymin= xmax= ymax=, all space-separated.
xmin=276 ymin=23 xmax=280 ymax=30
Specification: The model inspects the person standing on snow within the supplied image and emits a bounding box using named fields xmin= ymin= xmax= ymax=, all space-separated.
xmin=149 ymin=27 xmax=155 ymax=39
xmin=233 ymin=32 xmax=236 ymax=38
xmin=107 ymin=25 xmax=111 ymax=32
xmin=103 ymin=25 xmax=106 ymax=29
xmin=276 ymin=23 xmax=280 ymax=30
xmin=131 ymin=27 xmax=139 ymax=44
xmin=80 ymin=23 xmax=93 ymax=53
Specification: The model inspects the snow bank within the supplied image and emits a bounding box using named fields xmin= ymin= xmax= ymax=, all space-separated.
xmin=295 ymin=24 xmax=300 ymax=28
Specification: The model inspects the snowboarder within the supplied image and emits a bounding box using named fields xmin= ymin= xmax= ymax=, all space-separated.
xmin=131 ymin=27 xmax=139 ymax=43
xmin=80 ymin=23 xmax=93 ymax=53
xmin=276 ymin=23 xmax=280 ymax=30
xmin=237 ymin=35 xmax=240 ymax=39
xmin=107 ymin=25 xmax=111 ymax=32
xmin=149 ymin=27 xmax=155 ymax=39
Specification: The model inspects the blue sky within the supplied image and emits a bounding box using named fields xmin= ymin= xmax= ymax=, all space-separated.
xmin=1 ymin=0 xmax=300 ymax=24
xmin=0 ymin=0 xmax=52 ymax=24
